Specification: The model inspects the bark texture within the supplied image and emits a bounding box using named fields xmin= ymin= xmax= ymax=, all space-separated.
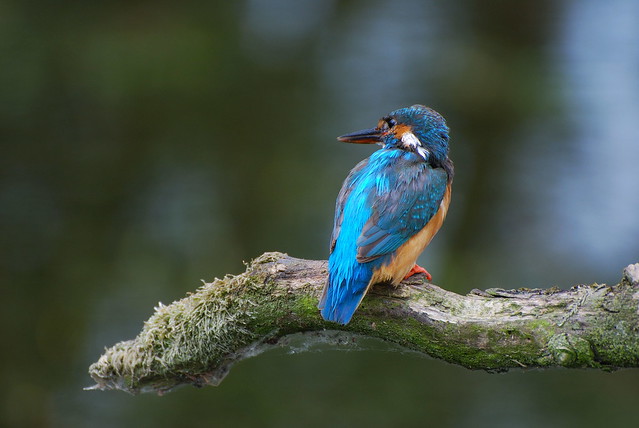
xmin=88 ymin=252 xmax=639 ymax=394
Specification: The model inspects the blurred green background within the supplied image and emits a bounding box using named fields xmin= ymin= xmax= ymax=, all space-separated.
xmin=2 ymin=0 xmax=639 ymax=427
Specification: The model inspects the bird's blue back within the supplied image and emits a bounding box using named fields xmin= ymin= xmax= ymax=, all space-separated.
xmin=319 ymin=148 xmax=448 ymax=324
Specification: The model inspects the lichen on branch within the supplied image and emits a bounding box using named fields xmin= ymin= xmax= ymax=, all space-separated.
xmin=87 ymin=252 xmax=639 ymax=395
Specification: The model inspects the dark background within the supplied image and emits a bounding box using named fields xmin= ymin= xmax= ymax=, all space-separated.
xmin=3 ymin=1 xmax=639 ymax=427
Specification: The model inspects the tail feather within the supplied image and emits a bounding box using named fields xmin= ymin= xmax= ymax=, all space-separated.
xmin=318 ymin=263 xmax=373 ymax=324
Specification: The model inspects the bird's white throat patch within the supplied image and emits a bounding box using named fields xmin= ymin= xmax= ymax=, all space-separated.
xmin=401 ymin=132 xmax=429 ymax=159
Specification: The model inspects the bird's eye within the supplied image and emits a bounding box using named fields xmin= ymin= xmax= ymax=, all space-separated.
xmin=378 ymin=117 xmax=397 ymax=131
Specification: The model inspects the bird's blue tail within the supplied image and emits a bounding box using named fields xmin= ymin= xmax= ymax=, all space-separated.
xmin=319 ymin=261 xmax=373 ymax=324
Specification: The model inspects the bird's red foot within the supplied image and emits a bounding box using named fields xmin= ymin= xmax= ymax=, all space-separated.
xmin=404 ymin=264 xmax=432 ymax=281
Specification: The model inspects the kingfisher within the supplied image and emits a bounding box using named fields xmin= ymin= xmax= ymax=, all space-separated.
xmin=318 ymin=105 xmax=454 ymax=325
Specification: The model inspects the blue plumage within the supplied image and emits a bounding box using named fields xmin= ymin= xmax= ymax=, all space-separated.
xmin=319 ymin=105 xmax=454 ymax=324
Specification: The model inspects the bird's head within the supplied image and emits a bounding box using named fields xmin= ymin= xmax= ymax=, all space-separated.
xmin=337 ymin=105 xmax=450 ymax=164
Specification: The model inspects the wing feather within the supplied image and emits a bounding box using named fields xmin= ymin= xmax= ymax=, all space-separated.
xmin=356 ymin=163 xmax=448 ymax=263
xmin=329 ymin=158 xmax=369 ymax=253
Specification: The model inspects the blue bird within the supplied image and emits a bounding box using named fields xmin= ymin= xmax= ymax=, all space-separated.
xmin=318 ymin=105 xmax=454 ymax=325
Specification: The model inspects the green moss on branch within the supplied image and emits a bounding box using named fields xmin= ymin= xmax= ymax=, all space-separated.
xmin=88 ymin=253 xmax=639 ymax=394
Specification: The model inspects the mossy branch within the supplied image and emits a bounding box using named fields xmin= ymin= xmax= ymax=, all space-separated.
xmin=88 ymin=252 xmax=639 ymax=394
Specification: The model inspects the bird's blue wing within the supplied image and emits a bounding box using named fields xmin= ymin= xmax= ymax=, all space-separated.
xmin=356 ymin=162 xmax=448 ymax=262
xmin=320 ymin=158 xmax=376 ymax=324
xmin=329 ymin=158 xmax=369 ymax=254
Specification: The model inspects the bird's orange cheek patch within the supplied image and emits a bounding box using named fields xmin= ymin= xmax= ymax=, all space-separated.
xmin=392 ymin=124 xmax=413 ymax=138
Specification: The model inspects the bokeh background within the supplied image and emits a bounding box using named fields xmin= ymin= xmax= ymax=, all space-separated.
xmin=2 ymin=0 xmax=639 ymax=427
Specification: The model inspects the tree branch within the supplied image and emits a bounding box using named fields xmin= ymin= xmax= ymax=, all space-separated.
xmin=87 ymin=252 xmax=639 ymax=394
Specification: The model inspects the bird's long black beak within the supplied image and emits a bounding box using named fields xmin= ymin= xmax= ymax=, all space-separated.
xmin=337 ymin=127 xmax=383 ymax=144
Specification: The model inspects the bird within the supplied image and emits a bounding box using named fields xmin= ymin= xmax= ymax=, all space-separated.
xmin=318 ymin=105 xmax=454 ymax=325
